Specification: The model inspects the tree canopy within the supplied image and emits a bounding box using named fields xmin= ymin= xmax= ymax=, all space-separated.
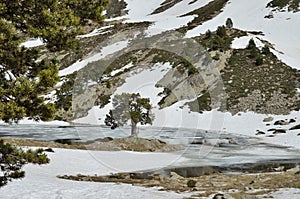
xmin=104 ymin=93 xmax=154 ymax=137
xmin=0 ymin=0 xmax=108 ymax=123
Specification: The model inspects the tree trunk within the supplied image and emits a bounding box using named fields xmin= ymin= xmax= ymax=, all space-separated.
xmin=130 ymin=121 xmax=138 ymax=137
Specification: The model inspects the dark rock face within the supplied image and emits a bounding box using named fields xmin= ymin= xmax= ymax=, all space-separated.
xmin=256 ymin=130 xmax=265 ymax=135
xmin=44 ymin=148 xmax=55 ymax=153
xmin=290 ymin=124 xmax=300 ymax=130
xmin=272 ymin=129 xmax=286 ymax=134
xmin=274 ymin=120 xmax=289 ymax=125
xmin=212 ymin=193 xmax=226 ymax=199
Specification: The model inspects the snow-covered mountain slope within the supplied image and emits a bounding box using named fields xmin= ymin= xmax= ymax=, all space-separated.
xmin=52 ymin=0 xmax=300 ymax=149
xmin=108 ymin=0 xmax=300 ymax=70
xmin=185 ymin=0 xmax=300 ymax=70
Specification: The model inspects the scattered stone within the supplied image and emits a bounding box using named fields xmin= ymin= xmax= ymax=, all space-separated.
xmin=212 ymin=193 xmax=226 ymax=199
xmin=190 ymin=138 xmax=205 ymax=144
xmin=94 ymin=137 xmax=114 ymax=142
xmin=273 ymin=129 xmax=286 ymax=134
xmin=274 ymin=120 xmax=289 ymax=126
xmin=256 ymin=130 xmax=266 ymax=135
xmin=263 ymin=116 xmax=274 ymax=122
xmin=44 ymin=148 xmax=54 ymax=153
xmin=170 ymin=172 xmax=183 ymax=180
xmin=290 ymin=124 xmax=300 ymax=130
xmin=212 ymin=193 xmax=233 ymax=199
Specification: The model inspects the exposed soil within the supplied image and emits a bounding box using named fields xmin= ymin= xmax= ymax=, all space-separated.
xmin=1 ymin=137 xmax=182 ymax=152
xmin=58 ymin=166 xmax=300 ymax=198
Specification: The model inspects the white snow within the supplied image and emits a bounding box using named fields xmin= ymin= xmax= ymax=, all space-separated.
xmin=59 ymin=40 xmax=129 ymax=76
xmin=231 ymin=35 xmax=264 ymax=49
xmin=78 ymin=25 xmax=114 ymax=38
xmin=74 ymin=63 xmax=172 ymax=125
xmin=0 ymin=148 xmax=190 ymax=199
xmin=42 ymin=90 xmax=57 ymax=103
xmin=20 ymin=38 xmax=44 ymax=48
xmin=4 ymin=70 xmax=16 ymax=81
xmin=121 ymin=0 xmax=213 ymax=35
xmin=110 ymin=63 xmax=134 ymax=76
xmin=264 ymin=188 xmax=300 ymax=199
xmin=185 ymin=0 xmax=300 ymax=69
xmin=0 ymin=119 xmax=69 ymax=126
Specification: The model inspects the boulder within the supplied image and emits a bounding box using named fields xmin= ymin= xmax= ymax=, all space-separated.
xmin=255 ymin=130 xmax=265 ymax=135
xmin=274 ymin=120 xmax=289 ymax=125
xmin=290 ymin=124 xmax=300 ymax=130
xmin=212 ymin=193 xmax=234 ymax=199
xmin=273 ymin=129 xmax=286 ymax=134
xmin=263 ymin=116 xmax=273 ymax=122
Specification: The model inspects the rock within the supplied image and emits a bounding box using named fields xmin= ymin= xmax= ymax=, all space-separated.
xmin=212 ymin=193 xmax=233 ymax=199
xmin=44 ymin=148 xmax=55 ymax=153
xmin=213 ymin=193 xmax=224 ymax=199
xmin=289 ymin=119 xmax=296 ymax=123
xmin=170 ymin=172 xmax=183 ymax=180
xmin=273 ymin=129 xmax=286 ymax=134
xmin=256 ymin=130 xmax=265 ymax=135
xmin=263 ymin=116 xmax=274 ymax=122
xmin=94 ymin=137 xmax=114 ymax=142
xmin=274 ymin=120 xmax=289 ymax=125
xmin=290 ymin=124 xmax=300 ymax=130
xmin=190 ymin=138 xmax=205 ymax=144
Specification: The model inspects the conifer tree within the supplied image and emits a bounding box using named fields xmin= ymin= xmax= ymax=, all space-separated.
xmin=105 ymin=93 xmax=154 ymax=137
xmin=0 ymin=0 xmax=108 ymax=123
xmin=225 ymin=18 xmax=233 ymax=29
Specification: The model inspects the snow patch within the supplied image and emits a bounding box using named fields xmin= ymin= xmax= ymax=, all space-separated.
xmin=231 ymin=36 xmax=264 ymax=49
xmin=20 ymin=38 xmax=44 ymax=48
xmin=59 ymin=40 xmax=129 ymax=76
xmin=74 ymin=63 xmax=172 ymax=125
xmin=185 ymin=0 xmax=300 ymax=69
xmin=78 ymin=25 xmax=114 ymax=38
xmin=0 ymin=148 xmax=190 ymax=199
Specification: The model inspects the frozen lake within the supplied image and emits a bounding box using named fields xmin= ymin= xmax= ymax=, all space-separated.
xmin=1 ymin=124 xmax=300 ymax=168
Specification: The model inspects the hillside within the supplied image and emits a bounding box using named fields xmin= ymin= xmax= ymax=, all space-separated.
xmin=17 ymin=0 xmax=300 ymax=148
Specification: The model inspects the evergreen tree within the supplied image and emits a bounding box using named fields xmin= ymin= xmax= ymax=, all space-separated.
xmin=247 ymin=38 xmax=256 ymax=50
xmin=225 ymin=18 xmax=233 ymax=29
xmin=105 ymin=93 xmax=154 ymax=137
xmin=0 ymin=140 xmax=49 ymax=187
xmin=0 ymin=0 xmax=108 ymax=123
xmin=216 ymin=25 xmax=227 ymax=38
xmin=262 ymin=45 xmax=271 ymax=55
